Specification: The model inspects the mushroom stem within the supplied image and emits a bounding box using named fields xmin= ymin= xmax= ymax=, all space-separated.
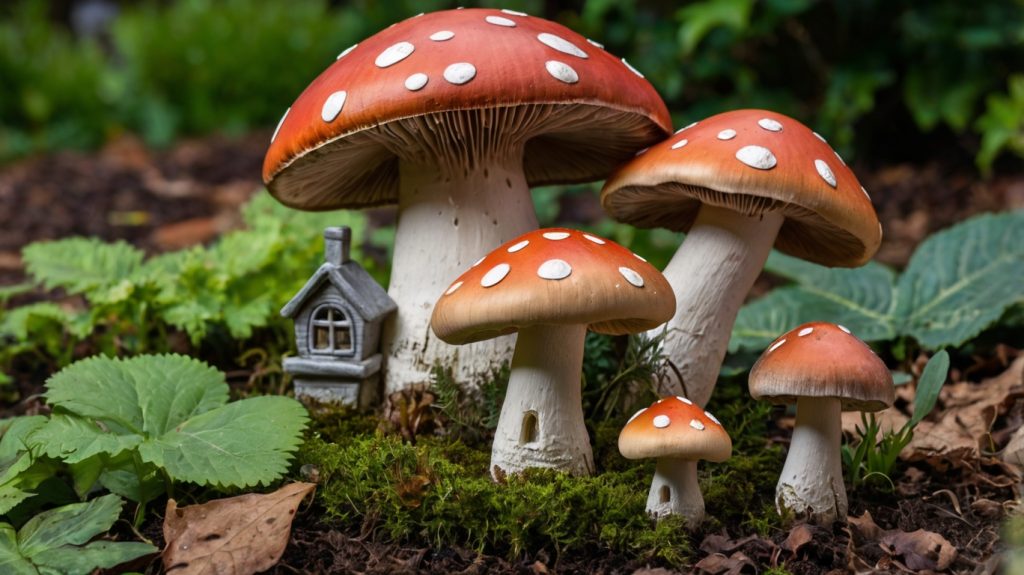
xmin=383 ymin=156 xmax=538 ymax=393
xmin=776 ymin=396 xmax=847 ymax=524
xmin=647 ymin=458 xmax=704 ymax=528
xmin=490 ymin=323 xmax=593 ymax=478
xmin=653 ymin=204 xmax=784 ymax=405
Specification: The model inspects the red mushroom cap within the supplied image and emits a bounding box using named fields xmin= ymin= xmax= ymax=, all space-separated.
xmin=748 ymin=321 xmax=894 ymax=411
xmin=601 ymin=109 xmax=881 ymax=267
xmin=618 ymin=396 xmax=732 ymax=461
xmin=430 ymin=228 xmax=674 ymax=344
xmin=264 ymin=8 xmax=671 ymax=210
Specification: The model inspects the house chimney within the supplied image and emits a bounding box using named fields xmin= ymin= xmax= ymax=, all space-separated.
xmin=324 ymin=226 xmax=350 ymax=266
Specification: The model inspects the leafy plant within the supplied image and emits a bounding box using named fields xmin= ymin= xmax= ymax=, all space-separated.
xmin=842 ymin=350 xmax=950 ymax=490
xmin=732 ymin=211 xmax=1024 ymax=353
xmin=25 ymin=354 xmax=308 ymax=514
xmin=0 ymin=493 xmax=156 ymax=575
xmin=582 ymin=332 xmax=666 ymax=421
xmin=976 ymin=75 xmax=1024 ymax=173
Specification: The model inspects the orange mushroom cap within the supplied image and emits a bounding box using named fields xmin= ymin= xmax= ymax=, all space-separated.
xmin=618 ymin=396 xmax=732 ymax=461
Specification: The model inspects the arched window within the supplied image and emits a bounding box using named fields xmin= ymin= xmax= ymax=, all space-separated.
xmin=309 ymin=305 xmax=353 ymax=355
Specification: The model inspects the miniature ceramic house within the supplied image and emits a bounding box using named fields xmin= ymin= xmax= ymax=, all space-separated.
xmin=281 ymin=227 xmax=396 ymax=406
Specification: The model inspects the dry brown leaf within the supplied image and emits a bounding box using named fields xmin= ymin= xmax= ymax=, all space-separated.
xmin=693 ymin=552 xmax=755 ymax=574
xmin=879 ymin=529 xmax=958 ymax=571
xmin=780 ymin=524 xmax=814 ymax=556
xmin=162 ymin=482 xmax=316 ymax=575
xmin=847 ymin=511 xmax=884 ymax=542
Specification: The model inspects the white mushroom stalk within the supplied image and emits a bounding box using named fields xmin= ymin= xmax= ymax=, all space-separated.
xmin=776 ymin=396 xmax=846 ymax=523
xmin=654 ymin=205 xmax=783 ymax=405
xmin=647 ymin=459 xmax=704 ymax=526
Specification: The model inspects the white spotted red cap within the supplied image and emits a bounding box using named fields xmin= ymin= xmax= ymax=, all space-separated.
xmin=618 ymin=396 xmax=731 ymax=461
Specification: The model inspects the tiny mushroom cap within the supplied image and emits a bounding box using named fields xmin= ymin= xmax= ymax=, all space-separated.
xmin=749 ymin=322 xmax=894 ymax=412
xmin=618 ymin=396 xmax=732 ymax=461
xmin=264 ymin=8 xmax=671 ymax=209
xmin=431 ymin=228 xmax=675 ymax=344
xmin=602 ymin=109 xmax=881 ymax=267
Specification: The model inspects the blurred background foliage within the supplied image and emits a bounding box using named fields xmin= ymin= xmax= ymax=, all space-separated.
xmin=0 ymin=0 xmax=1022 ymax=173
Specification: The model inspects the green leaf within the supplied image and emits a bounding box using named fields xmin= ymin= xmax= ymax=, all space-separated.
xmin=909 ymin=350 xmax=950 ymax=428
xmin=139 ymin=396 xmax=309 ymax=487
xmin=44 ymin=354 xmax=228 ymax=437
xmin=18 ymin=494 xmax=123 ymax=555
xmin=0 ymin=417 xmax=53 ymax=515
xmin=30 ymin=415 xmax=142 ymax=464
xmin=31 ymin=540 xmax=157 ymax=574
xmin=676 ymin=0 xmax=754 ymax=55
xmin=222 ymin=295 xmax=273 ymax=339
xmin=896 ymin=211 xmax=1024 ymax=348
xmin=0 ymin=304 xmax=70 ymax=341
xmin=97 ymin=454 xmax=163 ymax=505
xmin=22 ymin=239 xmax=144 ymax=296
xmin=0 ymin=524 xmax=36 ymax=575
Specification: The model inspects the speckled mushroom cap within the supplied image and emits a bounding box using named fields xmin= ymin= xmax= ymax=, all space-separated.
xmin=618 ymin=396 xmax=731 ymax=461
xmin=748 ymin=322 xmax=894 ymax=411
xmin=430 ymin=228 xmax=674 ymax=344
xmin=264 ymin=8 xmax=672 ymax=210
xmin=601 ymin=109 xmax=881 ymax=267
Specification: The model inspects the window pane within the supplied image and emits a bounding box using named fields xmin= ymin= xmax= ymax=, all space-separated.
xmin=313 ymin=326 xmax=330 ymax=350
xmin=336 ymin=326 xmax=352 ymax=349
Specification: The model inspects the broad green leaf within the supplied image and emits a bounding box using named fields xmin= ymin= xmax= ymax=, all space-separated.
xmin=97 ymin=452 xmax=163 ymax=505
xmin=896 ymin=211 xmax=1024 ymax=348
xmin=139 ymin=396 xmax=309 ymax=488
xmin=0 ymin=304 xmax=69 ymax=341
xmin=22 ymin=239 xmax=144 ymax=296
xmin=909 ymin=350 xmax=950 ymax=428
xmin=31 ymin=540 xmax=157 ymax=574
xmin=44 ymin=354 xmax=228 ymax=437
xmin=30 ymin=415 xmax=142 ymax=464
xmin=0 ymin=524 xmax=36 ymax=575
xmin=18 ymin=494 xmax=123 ymax=555
xmin=223 ymin=295 xmax=273 ymax=339
xmin=676 ymin=0 xmax=754 ymax=55
xmin=0 ymin=417 xmax=52 ymax=515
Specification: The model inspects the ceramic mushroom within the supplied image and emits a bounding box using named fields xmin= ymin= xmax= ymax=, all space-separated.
xmin=749 ymin=321 xmax=894 ymax=524
xmin=618 ymin=396 xmax=731 ymax=528
xmin=601 ymin=109 xmax=881 ymax=407
xmin=431 ymin=228 xmax=674 ymax=477
xmin=264 ymin=8 xmax=671 ymax=393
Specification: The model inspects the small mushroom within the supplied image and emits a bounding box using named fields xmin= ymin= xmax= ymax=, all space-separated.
xmin=749 ymin=321 xmax=894 ymax=524
xmin=264 ymin=8 xmax=671 ymax=393
xmin=618 ymin=396 xmax=731 ymax=528
xmin=601 ymin=109 xmax=881 ymax=407
xmin=431 ymin=228 xmax=674 ymax=477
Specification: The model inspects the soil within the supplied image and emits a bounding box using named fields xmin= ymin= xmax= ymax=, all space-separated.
xmin=2 ymin=133 xmax=1023 ymax=574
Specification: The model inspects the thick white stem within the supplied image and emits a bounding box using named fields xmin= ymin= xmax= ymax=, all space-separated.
xmin=490 ymin=324 xmax=593 ymax=478
xmin=646 ymin=458 xmax=704 ymax=529
xmin=654 ymin=205 xmax=784 ymax=405
xmin=776 ymin=396 xmax=848 ymax=524
xmin=382 ymin=157 xmax=538 ymax=393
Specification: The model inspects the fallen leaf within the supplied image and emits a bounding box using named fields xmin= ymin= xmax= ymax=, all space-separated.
xmin=693 ymin=551 xmax=755 ymax=574
xmin=162 ymin=482 xmax=315 ymax=575
xmin=847 ymin=511 xmax=883 ymax=542
xmin=879 ymin=529 xmax=957 ymax=571
xmin=781 ymin=524 xmax=814 ymax=556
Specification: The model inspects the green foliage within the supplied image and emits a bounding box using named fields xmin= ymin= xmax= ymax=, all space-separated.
xmin=732 ymin=211 xmax=1024 ymax=353
xmin=430 ymin=362 xmax=509 ymax=441
xmin=0 ymin=418 xmax=54 ymax=516
xmin=976 ymin=75 xmax=1024 ymax=173
xmin=582 ymin=332 xmax=666 ymax=421
xmin=842 ymin=351 xmax=950 ymax=490
xmin=0 ymin=494 xmax=156 ymax=575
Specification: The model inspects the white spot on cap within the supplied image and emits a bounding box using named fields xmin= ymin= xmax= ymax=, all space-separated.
xmin=619 ymin=267 xmax=644 ymax=287
xmin=835 ymin=150 xmax=846 ymax=166
xmin=676 ymin=121 xmax=698 ymax=133
xmin=542 ymin=231 xmax=570 ymax=240
xmin=430 ymin=31 xmax=454 ymax=41
xmin=507 ymin=240 xmax=529 ymax=253
xmin=689 ymin=419 xmax=705 ymax=431
xmin=838 ymin=324 xmax=852 ymax=334
xmin=586 ymin=38 xmax=604 ymax=49
xmin=653 ymin=415 xmax=671 ymax=428
xmin=582 ymin=234 xmax=605 ymax=245
xmin=405 ymin=73 xmax=428 ymax=91
xmin=545 ymin=60 xmax=579 ymax=84
xmin=501 ymin=8 xmax=528 ymax=16
xmin=472 ymin=256 xmax=485 ymax=267
xmin=537 ymin=259 xmax=572 ymax=280
xmin=336 ymin=44 xmax=357 ymax=60
xmin=627 ymin=407 xmax=647 ymax=423
xmin=671 ymin=139 xmax=689 ymax=150
xmin=633 ymin=253 xmax=646 ymax=262
xmin=444 ymin=62 xmax=477 ymax=85
xmin=704 ymin=411 xmax=720 ymax=425
xmin=413 ymin=12 xmax=424 ymax=17
xmin=736 ymin=145 xmax=777 ymax=170
xmin=485 ymin=15 xmax=516 ymax=27
xmin=815 ymin=159 xmax=837 ymax=187
xmin=481 ymin=263 xmax=511 ymax=287
xmin=861 ymin=186 xmax=870 ymax=200
xmin=375 ymin=42 xmax=415 ymax=68
xmin=621 ymin=58 xmax=644 ymax=77
xmin=813 ymin=131 xmax=827 ymax=143
xmin=767 ymin=338 xmax=786 ymax=353
xmin=676 ymin=396 xmax=693 ymax=405
xmin=717 ymin=129 xmax=737 ymax=140
xmin=758 ymin=118 xmax=783 ymax=132
xmin=537 ymin=33 xmax=588 ymax=58
xmin=321 ymin=91 xmax=347 ymax=123
xmin=798 ymin=327 xmax=814 ymax=337
xmin=445 ymin=281 xmax=463 ymax=295
xmin=271 ymin=108 xmax=289 ymax=143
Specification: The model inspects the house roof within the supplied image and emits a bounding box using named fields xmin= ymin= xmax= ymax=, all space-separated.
xmin=281 ymin=261 xmax=396 ymax=323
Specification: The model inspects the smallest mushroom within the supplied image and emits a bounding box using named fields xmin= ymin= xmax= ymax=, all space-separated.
xmin=618 ymin=396 xmax=731 ymax=528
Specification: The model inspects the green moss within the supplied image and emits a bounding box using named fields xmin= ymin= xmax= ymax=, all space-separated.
xmin=298 ymin=434 xmax=691 ymax=565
